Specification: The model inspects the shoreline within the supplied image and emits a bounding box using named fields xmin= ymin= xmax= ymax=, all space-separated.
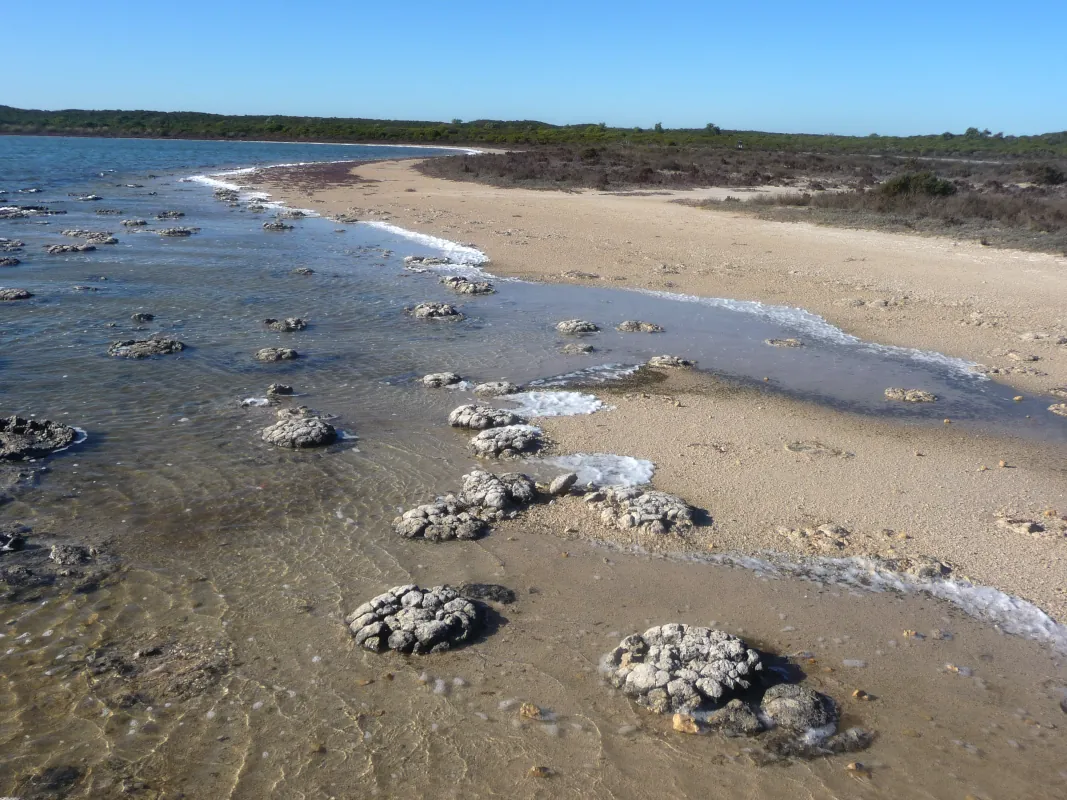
xmin=238 ymin=157 xmax=1067 ymax=624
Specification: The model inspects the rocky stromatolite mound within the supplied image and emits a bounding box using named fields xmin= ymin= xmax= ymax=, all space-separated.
xmin=264 ymin=317 xmax=308 ymax=332
xmin=448 ymin=404 xmax=523 ymax=430
xmin=469 ymin=425 xmax=544 ymax=459
xmin=0 ymin=238 xmax=24 ymax=251
xmin=647 ymin=355 xmax=695 ymax=369
xmin=440 ymin=276 xmax=495 ymax=295
xmin=884 ymin=387 xmax=937 ymax=403
xmin=602 ymin=625 xmax=763 ymax=714
xmin=556 ymin=319 xmax=599 ymax=335
xmin=765 ymin=338 xmax=803 ymax=348
xmin=422 ymin=372 xmax=462 ymax=388
xmin=255 ymin=347 xmax=298 ymax=362
xmin=403 ymin=255 xmax=452 ymax=269
xmin=156 ymin=211 xmax=185 ymax=220
xmin=0 ymin=416 xmax=79 ymax=461
xmin=561 ymin=342 xmax=595 ymax=355
xmin=394 ymin=468 xmax=537 ymax=541
xmin=260 ymin=407 xmax=337 ymax=448
xmin=267 ymin=383 xmax=294 ymax=396
xmin=213 ymin=188 xmax=239 ymax=202
xmin=473 ymin=381 xmax=519 ymax=396
xmin=617 ymin=320 xmax=664 ymax=333
xmin=0 ymin=288 xmax=33 ymax=301
xmin=62 ymin=230 xmax=117 ymax=244
xmin=584 ymin=486 xmax=694 ymax=535
xmin=759 ymin=683 xmax=837 ymax=733
xmin=1049 ymin=403 xmax=1067 ymax=418
xmin=263 ymin=221 xmax=294 ymax=231
xmin=407 ymin=302 xmax=463 ymax=321
xmin=345 ymin=584 xmax=483 ymax=654
xmin=157 ymin=227 xmax=200 ymax=237
xmin=107 ymin=337 xmax=185 ymax=358
xmin=0 ymin=257 xmax=19 ymax=267
xmin=45 ymin=243 xmax=96 ymax=254
xmin=130 ymin=312 xmax=155 ymax=323
xmin=292 ymin=267 xmax=315 ymax=276
xmin=122 ymin=219 xmax=148 ymax=227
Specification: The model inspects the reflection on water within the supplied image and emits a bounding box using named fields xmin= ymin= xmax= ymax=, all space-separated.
xmin=2 ymin=137 xmax=1066 ymax=798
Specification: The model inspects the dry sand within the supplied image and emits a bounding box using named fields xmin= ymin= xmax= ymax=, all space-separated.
xmin=246 ymin=159 xmax=1067 ymax=621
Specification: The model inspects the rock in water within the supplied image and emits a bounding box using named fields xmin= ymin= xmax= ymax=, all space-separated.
xmin=473 ymin=381 xmax=519 ymax=396
xmin=884 ymin=388 xmax=937 ymax=403
xmin=156 ymin=210 xmax=184 ymax=219
xmin=448 ymin=404 xmax=523 ymax=430
xmin=107 ymin=338 xmax=185 ymax=358
xmin=759 ymin=683 xmax=838 ymax=733
xmin=122 ymin=219 xmax=147 ymax=227
xmin=157 ymin=227 xmax=200 ymax=237
xmin=561 ymin=342 xmax=596 ymax=355
xmin=422 ymin=372 xmax=462 ymax=388
xmin=344 ymin=584 xmax=483 ymax=654
xmin=264 ymin=317 xmax=308 ymax=332
xmin=0 ymin=288 xmax=33 ymax=301
xmin=556 ymin=319 xmax=599 ymax=335
xmin=549 ymin=472 xmax=578 ymax=495
xmin=267 ymin=383 xmax=294 ymax=396
xmin=616 ymin=320 xmax=664 ymax=333
xmin=130 ymin=312 xmax=155 ymax=323
xmin=602 ymin=625 xmax=763 ymax=714
xmin=1049 ymin=403 xmax=1067 ymax=417
xmin=260 ymin=407 xmax=337 ymax=448
xmin=45 ymin=243 xmax=96 ymax=254
xmin=406 ymin=302 xmax=463 ymax=321
xmin=0 ymin=416 xmax=78 ymax=460
xmin=292 ymin=267 xmax=315 ymax=276
xmin=263 ymin=221 xmax=294 ymax=231
xmin=647 ymin=355 xmax=695 ymax=369
xmin=585 ymin=486 xmax=694 ymax=535
xmin=255 ymin=347 xmax=298 ymax=362
xmin=394 ymin=468 xmax=536 ymax=541
xmin=469 ymin=425 xmax=544 ymax=459
xmin=440 ymin=276 xmax=495 ymax=295
xmin=0 ymin=257 xmax=20 ymax=267
xmin=765 ymin=338 xmax=803 ymax=347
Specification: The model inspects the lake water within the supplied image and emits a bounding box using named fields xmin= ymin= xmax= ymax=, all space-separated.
xmin=1 ymin=135 xmax=1065 ymax=799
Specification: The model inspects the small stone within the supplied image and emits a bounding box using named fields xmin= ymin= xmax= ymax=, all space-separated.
xmin=549 ymin=473 xmax=578 ymax=496
xmin=255 ymin=347 xmax=298 ymax=362
xmin=261 ymin=407 xmax=337 ymax=449
xmin=556 ymin=319 xmax=599 ymax=335
xmin=672 ymin=713 xmax=703 ymax=734
xmin=884 ymin=388 xmax=937 ymax=403
xmin=473 ymin=381 xmax=520 ymax=396
xmin=646 ymin=355 xmax=694 ymax=369
xmin=264 ymin=317 xmax=308 ymax=332
xmin=617 ymin=320 xmax=664 ymax=333
xmin=765 ymin=338 xmax=803 ymax=347
xmin=519 ymin=702 xmax=543 ymax=720
xmin=422 ymin=372 xmax=462 ymax=388
xmin=527 ymin=766 xmax=552 ymax=779
xmin=407 ymin=302 xmax=463 ymax=321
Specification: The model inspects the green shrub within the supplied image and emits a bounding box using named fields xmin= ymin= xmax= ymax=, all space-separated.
xmin=879 ymin=171 xmax=956 ymax=197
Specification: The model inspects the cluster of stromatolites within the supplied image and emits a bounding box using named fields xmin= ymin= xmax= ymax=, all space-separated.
xmin=345 ymin=584 xmax=482 ymax=654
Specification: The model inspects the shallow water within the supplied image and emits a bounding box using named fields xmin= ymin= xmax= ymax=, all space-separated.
xmin=2 ymin=136 xmax=1066 ymax=798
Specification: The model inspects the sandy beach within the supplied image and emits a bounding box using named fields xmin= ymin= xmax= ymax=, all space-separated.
xmin=247 ymin=158 xmax=1067 ymax=622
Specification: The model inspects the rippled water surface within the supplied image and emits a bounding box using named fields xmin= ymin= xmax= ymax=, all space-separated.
xmin=2 ymin=137 xmax=1065 ymax=799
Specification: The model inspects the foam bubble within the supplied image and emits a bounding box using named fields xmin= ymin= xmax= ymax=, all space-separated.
xmin=528 ymin=363 xmax=641 ymax=388
xmin=361 ymin=221 xmax=489 ymax=266
xmin=502 ymin=391 xmax=606 ymax=418
xmin=541 ymin=453 xmax=655 ymax=487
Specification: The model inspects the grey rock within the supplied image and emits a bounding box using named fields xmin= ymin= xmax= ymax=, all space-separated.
xmin=422 ymin=372 xmax=462 ymax=388
xmin=122 ymin=219 xmax=148 ymax=227
xmin=156 ymin=211 xmax=185 ymax=219
xmin=440 ymin=276 xmax=495 ymax=295
xmin=407 ymin=302 xmax=463 ymax=321
xmin=884 ymin=388 xmax=937 ymax=403
xmin=556 ymin=319 xmax=599 ymax=335
xmin=49 ymin=544 xmax=92 ymax=566
xmin=263 ymin=221 xmax=294 ymax=231
xmin=130 ymin=312 xmax=155 ymax=323
xmin=647 ymin=355 xmax=695 ymax=369
xmin=469 ymin=425 xmax=544 ymax=459
xmin=255 ymin=347 xmax=298 ymax=362
xmin=292 ymin=267 xmax=315 ymax=276
xmin=1049 ymin=403 xmax=1067 ymax=418
xmin=549 ymin=472 xmax=578 ymax=495
xmin=45 ymin=243 xmax=96 ymax=254
xmin=765 ymin=338 xmax=803 ymax=347
xmin=759 ymin=683 xmax=838 ymax=733
xmin=345 ymin=584 xmax=483 ymax=654
xmin=617 ymin=320 xmax=664 ymax=333
xmin=0 ymin=288 xmax=32 ymax=301
xmin=602 ymin=625 xmax=763 ymax=713
xmin=0 ymin=257 xmax=22 ymax=267
xmin=61 ymin=229 xmax=117 ymax=244
xmin=473 ymin=381 xmax=519 ymax=396
xmin=459 ymin=468 xmax=536 ymax=509
xmin=157 ymin=227 xmax=200 ymax=237
xmin=0 ymin=416 xmax=78 ymax=461
xmin=457 ymin=582 xmax=516 ymax=604
xmin=705 ymin=699 xmax=764 ymax=737
xmin=266 ymin=383 xmax=294 ymax=396
xmin=260 ymin=407 xmax=337 ymax=449
xmin=108 ymin=338 xmax=185 ymax=358
xmin=588 ymin=486 xmax=694 ymax=535
xmin=403 ymin=255 xmax=453 ymax=268
xmin=394 ymin=468 xmax=537 ymax=541
xmin=448 ymin=404 xmax=523 ymax=430
xmin=264 ymin=317 xmax=308 ymax=332
xmin=561 ymin=342 xmax=595 ymax=355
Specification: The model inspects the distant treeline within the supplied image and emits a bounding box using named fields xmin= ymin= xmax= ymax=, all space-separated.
xmin=2 ymin=105 xmax=1066 ymax=158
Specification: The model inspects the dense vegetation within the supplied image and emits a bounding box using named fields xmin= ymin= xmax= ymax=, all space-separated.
xmin=2 ymin=105 xmax=1066 ymax=158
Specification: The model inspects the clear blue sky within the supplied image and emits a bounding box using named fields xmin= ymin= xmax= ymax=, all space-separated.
xmin=6 ymin=0 xmax=1065 ymax=136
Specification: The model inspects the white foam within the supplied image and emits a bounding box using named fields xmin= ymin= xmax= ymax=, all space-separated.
xmin=634 ymin=288 xmax=982 ymax=377
xmin=502 ymin=391 xmax=606 ymax=417
xmin=528 ymin=363 xmax=641 ymax=388
xmin=52 ymin=427 xmax=88 ymax=454
xmin=240 ymin=397 xmax=269 ymax=407
xmin=541 ymin=453 xmax=655 ymax=487
xmin=361 ymin=221 xmax=489 ymax=266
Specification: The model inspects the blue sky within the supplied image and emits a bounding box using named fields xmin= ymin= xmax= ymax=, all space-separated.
xmin=6 ymin=0 xmax=1065 ymax=136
